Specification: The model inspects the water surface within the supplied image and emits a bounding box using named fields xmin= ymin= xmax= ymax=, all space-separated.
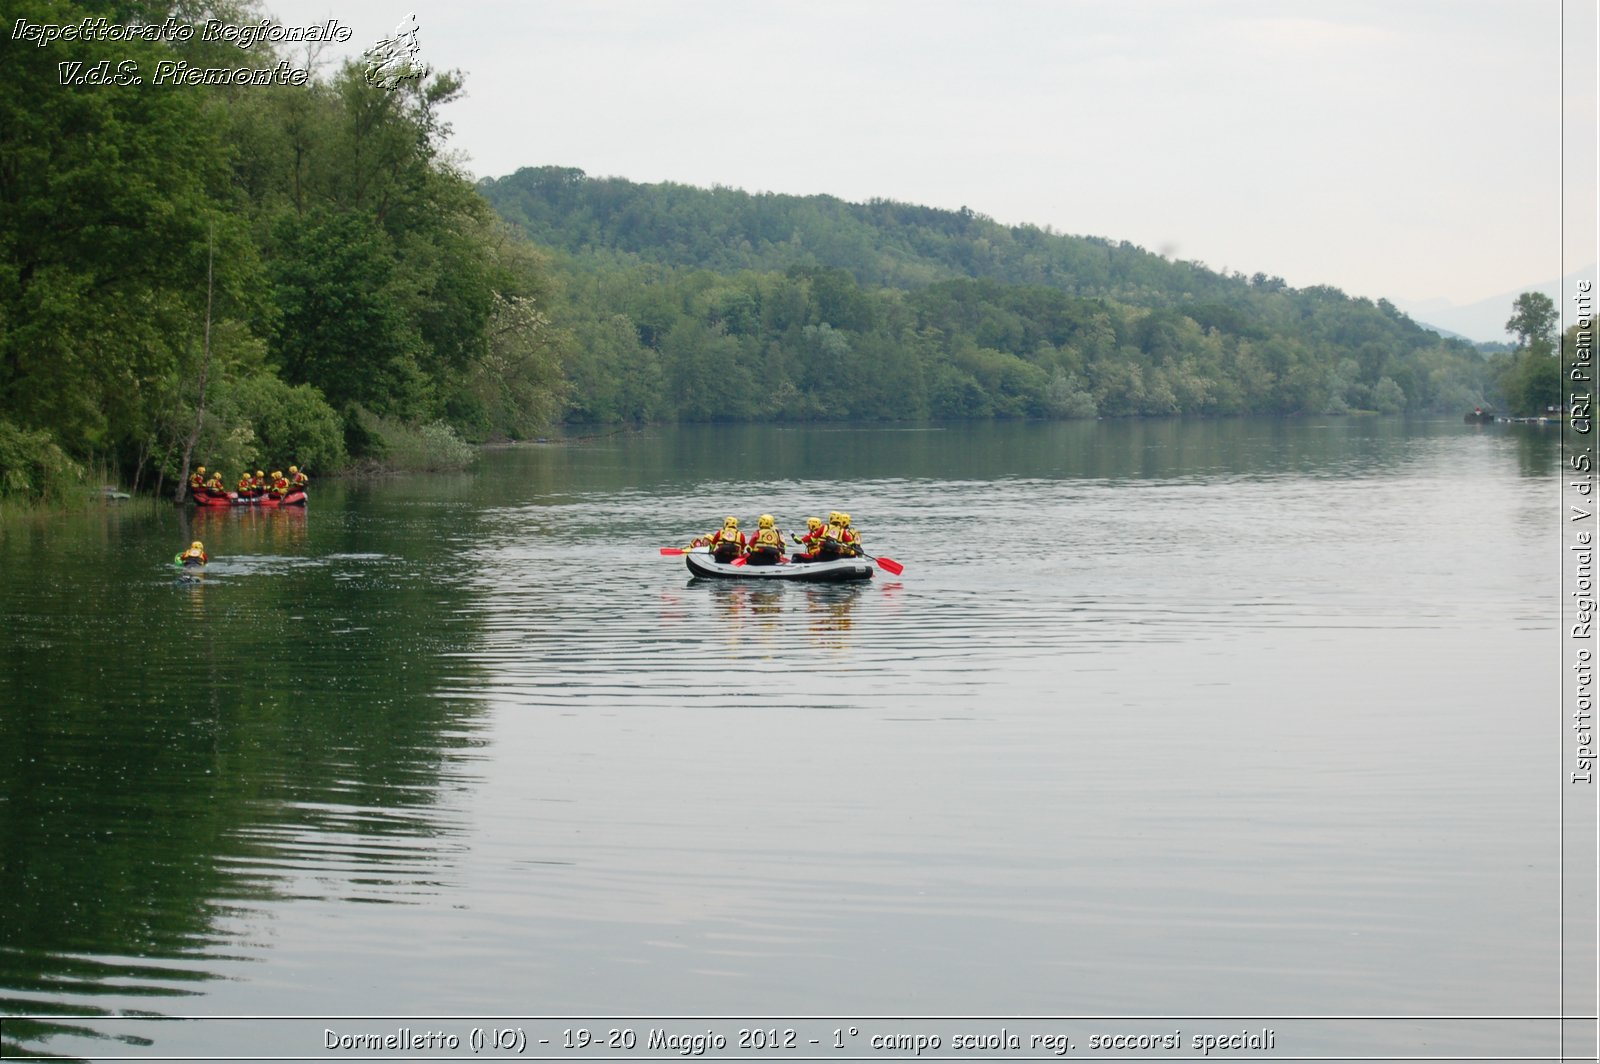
xmin=0 ymin=418 xmax=1568 ymax=1059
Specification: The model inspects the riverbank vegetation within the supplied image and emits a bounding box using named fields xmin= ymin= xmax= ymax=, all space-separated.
xmin=1 ymin=0 xmax=561 ymax=505
xmin=0 ymin=1 xmax=1554 ymax=507
xmin=1487 ymin=292 xmax=1567 ymax=417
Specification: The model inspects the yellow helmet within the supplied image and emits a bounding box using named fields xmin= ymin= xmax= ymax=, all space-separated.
xmin=828 ymin=511 xmax=842 ymax=524
xmin=191 ymin=541 xmax=203 ymax=551
xmin=758 ymin=514 xmax=774 ymax=528
xmin=256 ymin=470 xmax=264 ymax=477
xmin=196 ymin=466 xmax=205 ymax=474
xmin=271 ymin=470 xmax=282 ymax=478
xmin=839 ymin=513 xmax=851 ymax=526
xmin=289 ymin=465 xmax=298 ymax=474
xmin=723 ymin=515 xmax=739 ymax=527
xmin=807 ymin=517 xmax=822 ymax=531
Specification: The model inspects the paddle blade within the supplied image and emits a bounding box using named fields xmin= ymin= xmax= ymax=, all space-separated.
xmin=874 ymin=555 xmax=904 ymax=575
xmin=731 ymin=555 xmax=747 ymax=566
xmin=660 ymin=547 xmax=686 ymax=555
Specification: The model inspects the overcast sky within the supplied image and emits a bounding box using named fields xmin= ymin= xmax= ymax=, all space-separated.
xmin=264 ymin=0 xmax=1595 ymax=331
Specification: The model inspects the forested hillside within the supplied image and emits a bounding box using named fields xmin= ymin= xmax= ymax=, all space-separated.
xmin=480 ymin=166 xmax=1498 ymax=425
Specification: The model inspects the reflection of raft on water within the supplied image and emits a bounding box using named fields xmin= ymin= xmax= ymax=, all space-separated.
xmin=1464 ymin=409 xmax=1563 ymax=425
xmin=685 ymin=552 xmax=874 ymax=583
xmin=192 ymin=490 xmax=308 ymax=507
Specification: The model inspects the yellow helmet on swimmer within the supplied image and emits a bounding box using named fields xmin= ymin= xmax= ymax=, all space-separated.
xmin=190 ymin=541 xmax=203 ymax=551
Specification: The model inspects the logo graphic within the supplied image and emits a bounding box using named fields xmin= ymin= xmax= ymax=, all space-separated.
xmin=362 ymin=13 xmax=427 ymax=89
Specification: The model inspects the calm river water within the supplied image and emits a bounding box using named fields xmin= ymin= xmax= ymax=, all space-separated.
xmin=0 ymin=419 xmax=1573 ymax=1060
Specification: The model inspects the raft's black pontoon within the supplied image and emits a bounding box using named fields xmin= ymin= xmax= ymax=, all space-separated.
xmin=685 ymin=552 xmax=873 ymax=583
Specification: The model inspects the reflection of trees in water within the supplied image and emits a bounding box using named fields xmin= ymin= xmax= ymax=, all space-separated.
xmin=586 ymin=417 xmax=1501 ymax=486
xmin=1503 ymin=422 xmax=1562 ymax=478
xmin=0 ymin=515 xmax=489 ymax=1058
xmin=0 ymin=953 xmax=208 ymax=1056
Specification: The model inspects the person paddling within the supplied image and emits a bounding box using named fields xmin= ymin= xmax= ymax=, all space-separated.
xmin=689 ymin=516 xmax=747 ymax=563
xmin=817 ymin=511 xmax=862 ymax=560
xmin=268 ymin=470 xmax=289 ymax=500
xmin=744 ymin=514 xmax=787 ymax=566
xmin=790 ymin=517 xmax=825 ymax=562
xmin=288 ymin=465 xmax=309 ymax=494
xmin=836 ymin=512 xmax=862 ymax=557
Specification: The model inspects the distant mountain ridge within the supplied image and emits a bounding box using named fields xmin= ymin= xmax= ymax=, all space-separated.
xmin=1398 ymin=267 xmax=1594 ymax=344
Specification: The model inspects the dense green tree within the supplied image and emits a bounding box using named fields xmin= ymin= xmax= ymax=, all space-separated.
xmin=1496 ymin=348 xmax=1562 ymax=416
xmin=1494 ymin=292 xmax=1562 ymax=415
xmin=0 ymin=0 xmax=257 ymax=481
xmin=268 ymin=210 xmax=426 ymax=418
xmin=662 ymin=320 xmax=754 ymax=422
xmin=456 ymin=292 xmax=567 ymax=437
xmin=1506 ymin=292 xmax=1558 ymax=356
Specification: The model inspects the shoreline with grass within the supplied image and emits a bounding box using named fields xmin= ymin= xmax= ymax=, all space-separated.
xmin=0 ymin=414 xmax=502 ymax=519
